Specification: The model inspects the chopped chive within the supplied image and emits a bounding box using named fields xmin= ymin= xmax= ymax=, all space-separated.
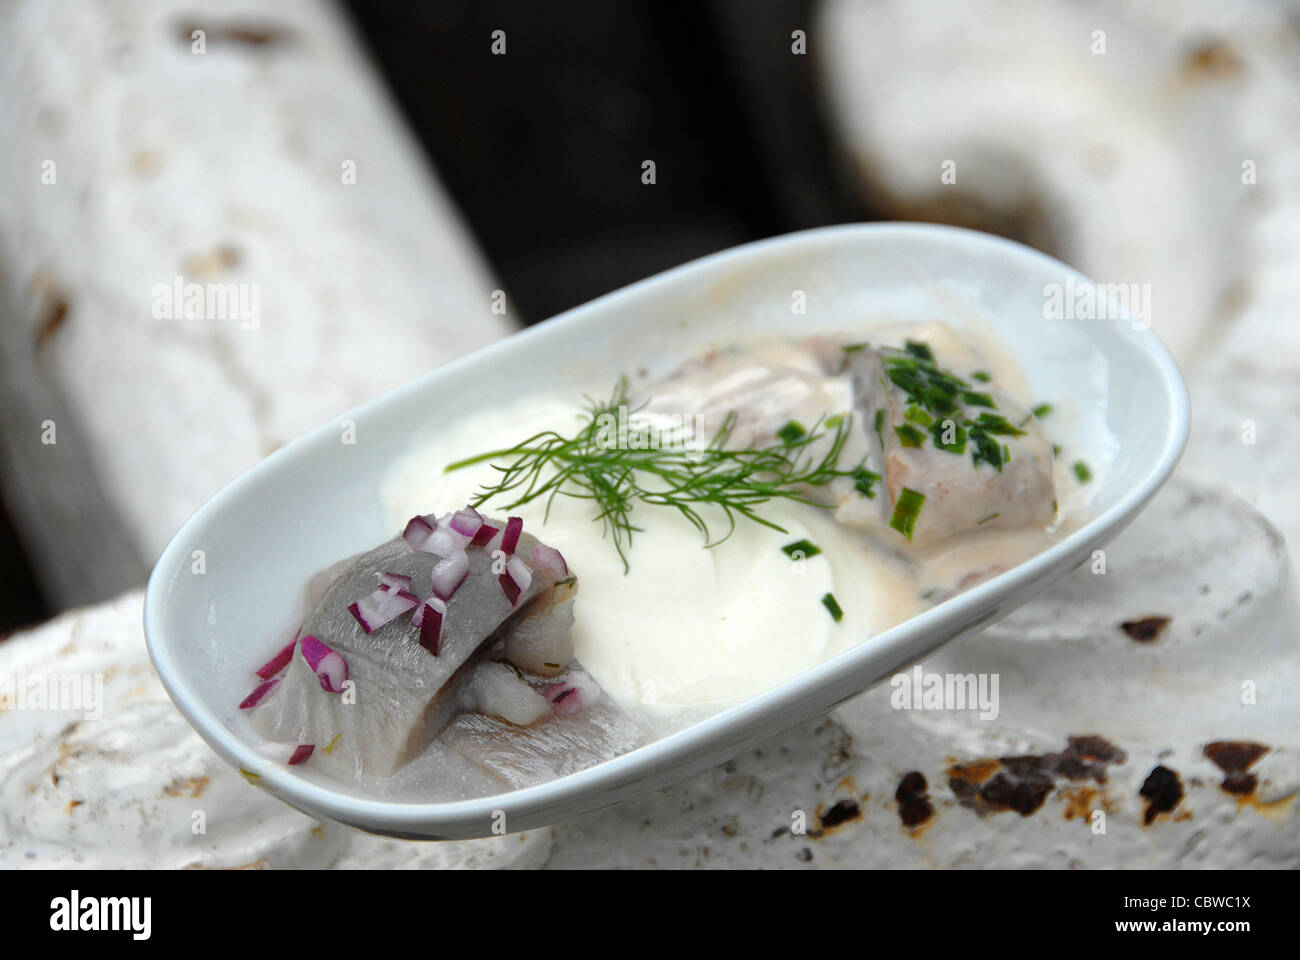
xmin=970 ymin=431 xmax=1003 ymax=471
xmin=971 ymin=370 xmax=991 ymax=382
xmin=873 ymin=408 xmax=886 ymax=446
xmin=894 ymin=423 xmax=926 ymax=448
xmin=851 ymin=466 xmax=880 ymax=499
xmin=322 ymin=732 xmax=342 ymax=755
xmin=825 ymin=413 xmax=843 ymax=429
xmin=970 ymin=412 xmax=1025 ymax=436
xmin=821 ymin=592 xmax=844 ymax=622
xmin=1032 ymin=402 xmax=1053 ymax=419
xmin=904 ymin=340 xmax=934 ymax=361
xmin=776 ymin=420 xmax=807 ymax=444
xmin=843 ymin=343 xmax=869 ymax=354
xmin=543 ymin=662 xmax=561 ymax=669
xmin=1052 ymin=443 xmax=1062 ymax=456
xmin=977 ymin=512 xmax=1000 ymax=524
xmin=781 ymin=538 xmax=822 ymax=559
xmin=961 ymin=390 xmax=995 ymax=408
xmin=904 ymin=403 xmax=935 ymax=427
xmin=889 ymin=487 xmax=926 ymax=541
xmin=1073 ymin=460 xmax=1092 ymax=484
xmin=930 ymin=418 xmax=967 ymax=454
xmin=239 ymin=769 xmax=260 ymax=783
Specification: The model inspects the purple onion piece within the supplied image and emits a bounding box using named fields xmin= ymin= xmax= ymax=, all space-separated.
xmin=531 ymin=544 xmax=568 ymax=579
xmin=449 ymin=505 xmax=484 ymax=539
xmin=499 ymin=555 xmax=532 ymax=606
xmin=348 ymin=586 xmax=418 ymax=634
xmin=287 ymin=744 xmax=315 ymax=766
xmin=254 ymin=640 xmax=296 ymax=680
xmin=544 ymin=681 xmax=583 ymax=717
xmin=402 ymin=514 xmax=436 ymax=550
xmin=240 ymin=677 xmax=281 ymax=709
xmin=470 ymin=522 xmax=498 ymax=547
xmin=378 ymin=571 xmax=413 ymax=592
xmin=431 ymin=550 xmax=469 ymax=600
xmin=299 ymin=635 xmax=350 ymax=693
xmin=501 ymin=516 xmax=523 ymax=555
xmin=417 ymin=597 xmax=446 ymax=656
xmin=426 ymin=524 xmax=470 ymax=557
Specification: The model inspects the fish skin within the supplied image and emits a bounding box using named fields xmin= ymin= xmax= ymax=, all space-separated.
xmin=251 ymin=524 xmax=568 ymax=778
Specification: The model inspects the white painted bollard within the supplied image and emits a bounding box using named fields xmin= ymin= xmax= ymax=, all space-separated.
xmin=0 ymin=0 xmax=513 ymax=607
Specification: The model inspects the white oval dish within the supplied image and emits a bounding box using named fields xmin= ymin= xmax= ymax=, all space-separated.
xmin=144 ymin=223 xmax=1189 ymax=839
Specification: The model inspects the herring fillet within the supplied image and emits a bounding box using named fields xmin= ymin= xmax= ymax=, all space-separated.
xmin=839 ymin=346 xmax=1057 ymax=545
xmin=250 ymin=528 xmax=568 ymax=779
xmin=443 ymin=672 xmax=645 ymax=790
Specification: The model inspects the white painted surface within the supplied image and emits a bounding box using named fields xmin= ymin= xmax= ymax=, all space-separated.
xmin=0 ymin=0 xmax=511 ymax=607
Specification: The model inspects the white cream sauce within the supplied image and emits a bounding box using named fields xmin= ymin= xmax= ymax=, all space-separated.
xmin=381 ymin=325 xmax=1079 ymax=730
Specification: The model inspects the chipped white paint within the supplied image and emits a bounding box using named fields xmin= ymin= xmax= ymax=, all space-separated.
xmin=0 ymin=592 xmax=551 ymax=869
xmin=0 ymin=0 xmax=512 ymax=607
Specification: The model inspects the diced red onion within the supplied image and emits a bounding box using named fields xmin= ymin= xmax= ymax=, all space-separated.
xmin=240 ymin=677 xmax=280 ymax=709
xmin=501 ymin=516 xmax=523 ymax=554
xmin=378 ymin=571 xmax=413 ymax=592
xmin=543 ymin=668 xmax=600 ymax=717
xmin=415 ymin=597 xmax=446 ymax=656
xmin=470 ymin=522 xmax=498 ymax=547
xmin=287 ymin=744 xmax=315 ymax=766
xmin=499 ymin=555 xmax=532 ymax=606
xmin=507 ymin=555 xmax=532 ymax=590
xmin=426 ymin=524 xmax=470 ymax=558
xmin=531 ymin=544 xmax=568 ymax=579
xmin=299 ymin=635 xmax=349 ymax=693
xmin=254 ymin=640 xmax=296 ymax=680
xmin=402 ymin=514 xmax=437 ymax=550
xmin=544 ymin=682 xmax=583 ymax=717
xmin=431 ymin=550 xmax=469 ymax=600
xmin=348 ymin=586 xmax=419 ymax=634
xmin=449 ymin=505 xmax=484 ymax=539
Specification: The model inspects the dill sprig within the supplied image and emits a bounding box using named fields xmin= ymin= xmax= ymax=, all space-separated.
xmin=443 ymin=377 xmax=875 ymax=572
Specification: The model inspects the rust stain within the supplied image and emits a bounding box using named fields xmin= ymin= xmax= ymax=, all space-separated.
xmin=948 ymin=736 xmax=1127 ymax=818
xmin=1121 ymin=616 xmax=1171 ymax=642
xmin=28 ymin=271 xmax=72 ymax=352
xmin=1059 ymin=785 xmax=1098 ymax=822
xmin=1181 ymin=39 xmax=1244 ymax=79
xmin=1203 ymin=741 xmax=1268 ymax=796
xmin=34 ymin=295 xmax=68 ymax=350
xmin=182 ymin=244 xmax=241 ymax=278
xmin=176 ymin=22 xmax=293 ymax=48
xmin=131 ymin=149 xmax=161 ymax=177
xmin=65 ymin=799 xmax=83 ymax=814
xmin=1235 ymin=791 xmax=1297 ymax=821
xmin=947 ymin=758 xmax=1000 ymax=785
xmin=815 ymin=798 xmax=862 ymax=834
xmin=1139 ymin=765 xmax=1184 ymax=825
xmin=162 ymin=776 xmax=210 ymax=799
xmin=895 ymin=771 xmax=934 ymax=831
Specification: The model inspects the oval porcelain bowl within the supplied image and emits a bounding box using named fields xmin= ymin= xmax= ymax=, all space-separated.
xmin=145 ymin=223 xmax=1189 ymax=839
